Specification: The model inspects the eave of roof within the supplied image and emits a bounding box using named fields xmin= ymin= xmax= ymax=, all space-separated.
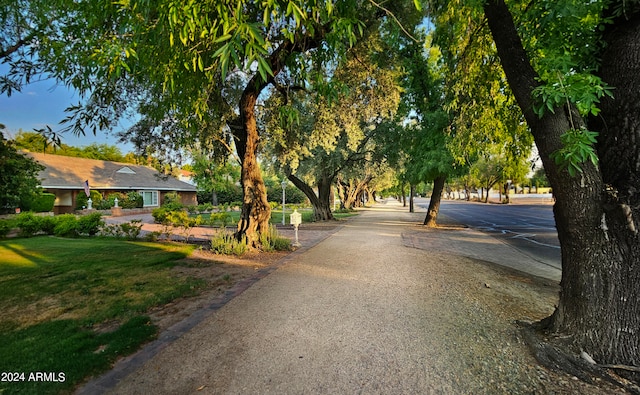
xmin=25 ymin=152 xmax=197 ymax=192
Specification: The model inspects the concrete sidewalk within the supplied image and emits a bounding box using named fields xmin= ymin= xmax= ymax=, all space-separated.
xmin=79 ymin=199 xmax=560 ymax=394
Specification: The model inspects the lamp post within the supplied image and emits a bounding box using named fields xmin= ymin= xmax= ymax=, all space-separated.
xmin=281 ymin=180 xmax=287 ymax=225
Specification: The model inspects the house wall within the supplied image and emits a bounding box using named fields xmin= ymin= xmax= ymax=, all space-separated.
xmin=48 ymin=189 xmax=75 ymax=215
xmin=46 ymin=189 xmax=198 ymax=214
xmin=180 ymin=192 xmax=198 ymax=206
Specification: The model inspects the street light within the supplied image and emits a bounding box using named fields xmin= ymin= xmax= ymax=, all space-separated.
xmin=281 ymin=180 xmax=287 ymax=225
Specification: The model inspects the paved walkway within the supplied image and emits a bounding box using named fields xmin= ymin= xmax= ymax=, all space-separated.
xmin=79 ymin=199 xmax=559 ymax=394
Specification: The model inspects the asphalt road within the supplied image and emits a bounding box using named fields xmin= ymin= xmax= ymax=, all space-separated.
xmin=416 ymin=198 xmax=561 ymax=270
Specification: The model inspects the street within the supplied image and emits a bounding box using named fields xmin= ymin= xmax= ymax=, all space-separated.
xmin=415 ymin=198 xmax=561 ymax=270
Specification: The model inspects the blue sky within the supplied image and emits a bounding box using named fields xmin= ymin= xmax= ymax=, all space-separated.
xmin=0 ymin=77 xmax=134 ymax=152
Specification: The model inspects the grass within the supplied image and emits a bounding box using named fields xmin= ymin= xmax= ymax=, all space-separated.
xmin=198 ymin=207 xmax=358 ymax=227
xmin=0 ymin=237 xmax=202 ymax=394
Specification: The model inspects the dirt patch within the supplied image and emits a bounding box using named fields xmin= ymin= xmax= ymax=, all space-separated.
xmin=145 ymin=220 xmax=344 ymax=333
xmin=147 ymin=249 xmax=290 ymax=331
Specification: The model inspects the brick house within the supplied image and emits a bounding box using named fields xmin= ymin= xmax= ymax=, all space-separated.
xmin=26 ymin=152 xmax=197 ymax=215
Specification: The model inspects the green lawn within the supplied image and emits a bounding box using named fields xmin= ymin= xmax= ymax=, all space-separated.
xmin=197 ymin=207 xmax=358 ymax=227
xmin=0 ymin=237 xmax=201 ymax=395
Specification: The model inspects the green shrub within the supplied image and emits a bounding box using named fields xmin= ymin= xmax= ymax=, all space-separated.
xmin=122 ymin=220 xmax=143 ymax=239
xmin=162 ymin=191 xmax=183 ymax=211
xmin=266 ymin=185 xmax=308 ymax=204
xmin=152 ymin=207 xmax=170 ymax=224
xmin=198 ymin=203 xmax=214 ymax=213
xmin=209 ymin=212 xmax=231 ymax=227
xmin=28 ymin=193 xmax=56 ymax=212
xmin=95 ymin=199 xmax=113 ymax=210
xmin=38 ymin=215 xmax=57 ymax=235
xmin=101 ymin=192 xmax=125 ymax=209
xmin=216 ymin=187 xmax=243 ymax=205
xmin=167 ymin=211 xmax=202 ymax=242
xmin=0 ymin=220 xmax=13 ymax=238
xmin=126 ymin=191 xmax=144 ymax=208
xmin=259 ymin=225 xmax=291 ymax=252
xmin=210 ymin=231 xmax=248 ymax=256
xmin=77 ymin=212 xmax=104 ymax=236
xmin=76 ymin=190 xmax=102 ymax=210
xmin=15 ymin=212 xmax=42 ymax=237
xmin=54 ymin=214 xmax=79 ymax=237
xmin=144 ymin=230 xmax=161 ymax=242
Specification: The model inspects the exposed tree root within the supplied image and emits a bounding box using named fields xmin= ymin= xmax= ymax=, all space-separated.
xmin=517 ymin=321 xmax=640 ymax=394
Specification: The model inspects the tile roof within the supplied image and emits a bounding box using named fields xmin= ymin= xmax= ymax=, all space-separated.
xmin=25 ymin=152 xmax=197 ymax=192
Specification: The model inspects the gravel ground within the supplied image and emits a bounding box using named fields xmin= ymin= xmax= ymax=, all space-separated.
xmin=80 ymin=201 xmax=628 ymax=394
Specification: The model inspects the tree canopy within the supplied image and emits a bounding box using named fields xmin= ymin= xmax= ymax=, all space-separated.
xmin=0 ymin=132 xmax=44 ymax=213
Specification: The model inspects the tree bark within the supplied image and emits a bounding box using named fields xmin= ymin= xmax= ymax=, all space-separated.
xmin=288 ymin=172 xmax=334 ymax=221
xmin=235 ymin=85 xmax=271 ymax=247
xmin=583 ymin=1 xmax=640 ymax=371
xmin=484 ymin=0 xmax=640 ymax=373
xmin=339 ymin=176 xmax=372 ymax=210
xmin=409 ymin=184 xmax=415 ymax=213
xmin=424 ymin=175 xmax=446 ymax=227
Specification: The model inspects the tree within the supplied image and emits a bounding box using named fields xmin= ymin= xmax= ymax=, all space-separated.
xmin=474 ymin=0 xmax=640 ymax=382
xmin=264 ymin=33 xmax=403 ymax=221
xmin=12 ymin=131 xmax=135 ymax=163
xmin=191 ymin=150 xmax=240 ymax=206
xmin=394 ymin=34 xmax=458 ymax=225
xmin=0 ymin=132 xmax=44 ymax=213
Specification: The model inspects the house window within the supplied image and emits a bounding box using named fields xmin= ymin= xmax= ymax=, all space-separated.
xmin=139 ymin=191 xmax=159 ymax=207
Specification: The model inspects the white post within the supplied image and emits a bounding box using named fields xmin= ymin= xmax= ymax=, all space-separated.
xmin=87 ymin=198 xmax=93 ymax=210
xmin=290 ymin=209 xmax=302 ymax=247
xmin=114 ymin=197 xmax=119 ymax=208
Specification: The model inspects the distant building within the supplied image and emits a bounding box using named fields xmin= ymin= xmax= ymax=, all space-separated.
xmin=26 ymin=152 xmax=197 ymax=214
xmin=177 ymin=169 xmax=196 ymax=185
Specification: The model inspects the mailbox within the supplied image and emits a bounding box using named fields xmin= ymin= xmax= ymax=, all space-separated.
xmin=290 ymin=209 xmax=302 ymax=226
xmin=290 ymin=209 xmax=302 ymax=247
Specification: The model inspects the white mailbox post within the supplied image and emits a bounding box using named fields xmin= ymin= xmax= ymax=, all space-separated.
xmin=290 ymin=209 xmax=302 ymax=247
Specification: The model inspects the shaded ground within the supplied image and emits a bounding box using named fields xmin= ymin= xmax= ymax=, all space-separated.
xmin=101 ymin=219 xmax=344 ymax=336
xmin=79 ymin=203 xmax=628 ymax=394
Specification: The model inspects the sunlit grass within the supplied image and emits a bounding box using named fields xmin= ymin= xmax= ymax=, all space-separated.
xmin=0 ymin=236 xmax=203 ymax=394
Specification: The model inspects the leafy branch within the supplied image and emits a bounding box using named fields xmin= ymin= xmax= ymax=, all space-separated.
xmin=532 ymin=55 xmax=611 ymax=176
xmin=550 ymin=128 xmax=599 ymax=177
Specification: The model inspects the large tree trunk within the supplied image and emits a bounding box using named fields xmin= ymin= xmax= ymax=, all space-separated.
xmin=340 ymin=175 xmax=373 ymax=209
xmin=233 ymin=35 xmax=325 ymax=248
xmin=484 ymin=0 xmax=640 ymax=373
xmin=424 ymin=175 xmax=446 ymax=227
xmin=235 ymin=87 xmax=271 ymax=248
xmin=583 ymin=2 xmax=640 ymax=371
xmin=288 ymin=173 xmax=334 ymax=221
xmin=409 ymin=184 xmax=415 ymax=213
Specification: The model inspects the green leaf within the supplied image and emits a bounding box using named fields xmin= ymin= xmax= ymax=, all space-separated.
xmin=257 ymin=56 xmax=274 ymax=82
xmin=213 ymin=34 xmax=232 ymax=44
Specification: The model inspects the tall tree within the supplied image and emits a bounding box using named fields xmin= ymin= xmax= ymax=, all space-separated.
xmin=264 ymin=34 xmax=403 ymax=220
xmin=0 ymin=132 xmax=44 ymax=213
xmin=395 ymin=34 xmax=458 ymax=225
xmin=470 ymin=0 xmax=640 ymax=381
